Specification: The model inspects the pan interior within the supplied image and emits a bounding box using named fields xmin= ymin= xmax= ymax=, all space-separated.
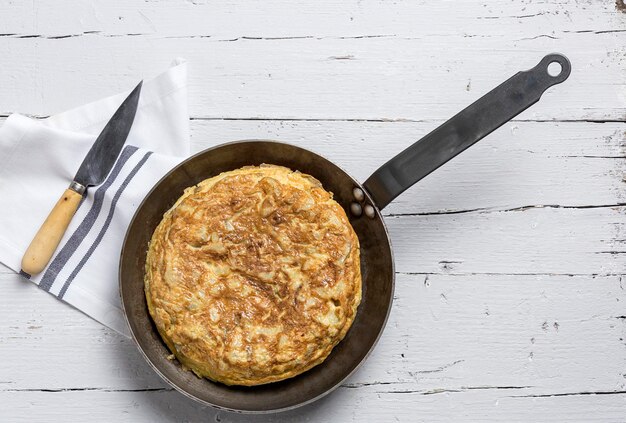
xmin=120 ymin=140 xmax=394 ymax=412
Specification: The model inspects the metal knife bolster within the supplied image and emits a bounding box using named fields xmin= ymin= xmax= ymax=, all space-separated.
xmin=68 ymin=181 xmax=87 ymax=195
xmin=20 ymin=81 xmax=142 ymax=276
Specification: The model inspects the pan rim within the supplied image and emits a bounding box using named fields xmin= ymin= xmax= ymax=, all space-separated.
xmin=119 ymin=139 xmax=396 ymax=413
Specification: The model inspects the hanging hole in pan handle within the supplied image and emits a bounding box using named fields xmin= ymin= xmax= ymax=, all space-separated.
xmin=547 ymin=62 xmax=562 ymax=77
xmin=538 ymin=53 xmax=571 ymax=85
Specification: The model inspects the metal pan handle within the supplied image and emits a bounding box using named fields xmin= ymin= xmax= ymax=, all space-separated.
xmin=363 ymin=53 xmax=571 ymax=210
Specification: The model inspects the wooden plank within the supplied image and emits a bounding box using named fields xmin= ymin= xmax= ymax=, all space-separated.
xmin=0 ymin=0 xmax=623 ymax=39
xmin=388 ymin=206 xmax=626 ymax=274
xmin=188 ymin=120 xmax=626 ymax=215
xmin=0 ymin=34 xmax=622 ymax=121
xmin=1 ymin=389 xmax=626 ymax=422
xmin=2 ymin=272 xmax=624 ymax=395
xmin=0 ymin=273 xmax=165 ymax=390
xmin=1 ymin=116 xmax=624 ymax=214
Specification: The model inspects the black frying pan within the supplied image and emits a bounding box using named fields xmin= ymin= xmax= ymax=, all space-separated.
xmin=120 ymin=54 xmax=570 ymax=413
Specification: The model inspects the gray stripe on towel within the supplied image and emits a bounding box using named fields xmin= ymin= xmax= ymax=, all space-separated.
xmin=39 ymin=145 xmax=139 ymax=292
xmin=57 ymin=151 xmax=153 ymax=299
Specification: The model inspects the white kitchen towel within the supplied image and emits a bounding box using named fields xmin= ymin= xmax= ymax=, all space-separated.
xmin=0 ymin=59 xmax=190 ymax=337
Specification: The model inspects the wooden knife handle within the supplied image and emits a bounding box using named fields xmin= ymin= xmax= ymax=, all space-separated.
xmin=21 ymin=188 xmax=83 ymax=275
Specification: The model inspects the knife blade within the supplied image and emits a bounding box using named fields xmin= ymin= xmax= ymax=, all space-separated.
xmin=21 ymin=81 xmax=143 ymax=275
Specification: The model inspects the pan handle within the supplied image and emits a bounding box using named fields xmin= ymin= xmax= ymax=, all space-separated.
xmin=362 ymin=53 xmax=571 ymax=210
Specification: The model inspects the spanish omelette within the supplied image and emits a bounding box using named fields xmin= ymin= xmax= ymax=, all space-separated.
xmin=144 ymin=164 xmax=362 ymax=386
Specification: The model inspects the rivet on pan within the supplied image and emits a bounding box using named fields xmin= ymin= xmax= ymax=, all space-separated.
xmin=364 ymin=204 xmax=376 ymax=219
xmin=353 ymin=187 xmax=365 ymax=202
xmin=350 ymin=202 xmax=362 ymax=217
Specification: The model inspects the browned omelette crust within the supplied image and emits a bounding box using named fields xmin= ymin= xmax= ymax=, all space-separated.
xmin=145 ymin=165 xmax=361 ymax=386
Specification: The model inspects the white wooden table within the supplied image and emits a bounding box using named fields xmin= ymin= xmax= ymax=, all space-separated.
xmin=1 ymin=1 xmax=625 ymax=421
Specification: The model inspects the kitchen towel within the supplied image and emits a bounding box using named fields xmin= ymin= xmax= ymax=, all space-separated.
xmin=0 ymin=59 xmax=190 ymax=337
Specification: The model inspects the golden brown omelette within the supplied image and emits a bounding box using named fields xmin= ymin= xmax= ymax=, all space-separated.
xmin=144 ymin=164 xmax=361 ymax=386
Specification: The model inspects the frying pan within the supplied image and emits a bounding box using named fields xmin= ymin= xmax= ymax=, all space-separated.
xmin=120 ymin=54 xmax=571 ymax=413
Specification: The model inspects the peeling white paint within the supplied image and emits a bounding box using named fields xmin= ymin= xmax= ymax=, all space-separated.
xmin=0 ymin=0 xmax=625 ymax=421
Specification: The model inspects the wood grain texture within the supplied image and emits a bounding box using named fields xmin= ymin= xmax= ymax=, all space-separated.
xmin=2 ymin=390 xmax=626 ymax=423
xmin=1 ymin=272 xmax=625 ymax=421
xmin=188 ymin=120 xmax=626 ymax=214
xmin=0 ymin=0 xmax=623 ymax=121
xmin=0 ymin=34 xmax=623 ymax=121
xmin=3 ymin=118 xmax=623 ymax=215
xmin=21 ymin=188 xmax=83 ymax=275
xmin=0 ymin=0 xmax=625 ymax=421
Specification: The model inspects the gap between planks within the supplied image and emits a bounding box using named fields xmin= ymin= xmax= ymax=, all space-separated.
xmin=1 ymin=115 xmax=625 ymax=123
xmin=4 ymin=386 xmax=626 ymax=398
xmin=383 ymin=203 xmax=626 ymax=218
xmin=1 ymin=31 xmax=625 ymax=41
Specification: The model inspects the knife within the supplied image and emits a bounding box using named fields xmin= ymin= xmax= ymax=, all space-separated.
xmin=21 ymin=81 xmax=143 ymax=275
